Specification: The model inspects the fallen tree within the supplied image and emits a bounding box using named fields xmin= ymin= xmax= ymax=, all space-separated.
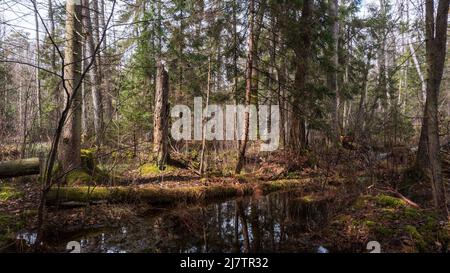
xmin=0 ymin=158 xmax=41 ymax=179
xmin=46 ymin=179 xmax=312 ymax=206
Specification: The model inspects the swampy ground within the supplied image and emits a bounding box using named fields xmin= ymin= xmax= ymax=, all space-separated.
xmin=1 ymin=146 xmax=450 ymax=253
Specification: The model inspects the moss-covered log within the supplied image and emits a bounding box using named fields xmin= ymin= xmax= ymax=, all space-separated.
xmin=47 ymin=179 xmax=310 ymax=206
xmin=0 ymin=158 xmax=41 ymax=179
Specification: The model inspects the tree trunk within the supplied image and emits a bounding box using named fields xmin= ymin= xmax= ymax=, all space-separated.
xmin=153 ymin=62 xmax=170 ymax=169
xmin=82 ymin=0 xmax=104 ymax=143
xmin=58 ymin=0 xmax=83 ymax=175
xmin=290 ymin=0 xmax=312 ymax=151
xmin=199 ymin=57 xmax=212 ymax=175
xmin=328 ymin=0 xmax=340 ymax=145
xmin=235 ymin=0 xmax=254 ymax=174
xmin=33 ymin=0 xmax=42 ymax=131
xmin=99 ymin=0 xmax=114 ymax=121
xmin=417 ymin=0 xmax=450 ymax=217
xmin=0 ymin=158 xmax=41 ymax=179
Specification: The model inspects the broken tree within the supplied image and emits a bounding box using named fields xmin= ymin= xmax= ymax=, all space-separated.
xmin=153 ymin=62 xmax=170 ymax=169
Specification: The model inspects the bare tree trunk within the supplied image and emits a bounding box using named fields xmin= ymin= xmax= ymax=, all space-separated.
xmin=328 ymin=0 xmax=340 ymax=145
xmin=235 ymin=0 xmax=254 ymax=174
xmin=58 ymin=0 xmax=83 ymax=174
xmin=81 ymin=33 xmax=87 ymax=137
xmin=82 ymin=0 xmax=104 ymax=143
xmin=99 ymin=0 xmax=113 ymax=121
xmin=417 ymin=0 xmax=449 ymax=217
xmin=199 ymin=57 xmax=212 ymax=175
xmin=290 ymin=0 xmax=312 ymax=151
xmin=153 ymin=62 xmax=170 ymax=169
xmin=408 ymin=38 xmax=427 ymax=102
xmin=33 ymin=0 xmax=42 ymax=131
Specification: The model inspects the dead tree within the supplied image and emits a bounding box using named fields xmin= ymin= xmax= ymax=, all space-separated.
xmin=153 ymin=62 xmax=170 ymax=170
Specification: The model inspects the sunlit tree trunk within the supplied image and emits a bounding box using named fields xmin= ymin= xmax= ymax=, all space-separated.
xmin=153 ymin=62 xmax=170 ymax=169
xmin=82 ymin=0 xmax=104 ymax=143
xmin=58 ymin=0 xmax=83 ymax=174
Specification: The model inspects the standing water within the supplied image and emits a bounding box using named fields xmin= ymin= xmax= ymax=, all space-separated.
xmin=21 ymin=190 xmax=335 ymax=253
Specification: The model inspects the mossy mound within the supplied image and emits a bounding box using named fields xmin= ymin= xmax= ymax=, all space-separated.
xmin=327 ymin=194 xmax=449 ymax=252
xmin=0 ymin=186 xmax=23 ymax=201
xmin=63 ymin=149 xmax=110 ymax=185
xmin=65 ymin=169 xmax=94 ymax=185
xmin=139 ymin=163 xmax=177 ymax=176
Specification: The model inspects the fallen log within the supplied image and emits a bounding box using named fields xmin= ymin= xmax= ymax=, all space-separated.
xmin=0 ymin=157 xmax=41 ymax=179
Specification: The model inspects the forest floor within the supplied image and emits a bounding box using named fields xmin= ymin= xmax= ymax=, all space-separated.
xmin=1 ymin=146 xmax=450 ymax=252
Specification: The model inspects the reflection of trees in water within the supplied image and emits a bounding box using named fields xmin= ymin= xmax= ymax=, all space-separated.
xmin=75 ymin=191 xmax=332 ymax=253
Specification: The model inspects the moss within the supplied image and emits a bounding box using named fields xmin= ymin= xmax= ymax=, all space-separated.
xmin=405 ymin=225 xmax=427 ymax=251
xmin=374 ymin=194 xmax=406 ymax=208
xmin=81 ymin=148 xmax=96 ymax=171
xmin=66 ymin=169 xmax=93 ymax=185
xmin=404 ymin=207 xmax=422 ymax=219
xmin=301 ymin=195 xmax=315 ymax=203
xmin=0 ymin=186 xmax=23 ymax=201
xmin=47 ymin=179 xmax=307 ymax=206
xmin=139 ymin=163 xmax=176 ymax=176
xmin=364 ymin=220 xmax=376 ymax=228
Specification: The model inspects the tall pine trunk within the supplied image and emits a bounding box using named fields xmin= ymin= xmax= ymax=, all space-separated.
xmin=58 ymin=0 xmax=83 ymax=175
xmin=153 ymin=62 xmax=170 ymax=169
xmin=235 ymin=0 xmax=254 ymax=174
xmin=82 ymin=0 xmax=104 ymax=143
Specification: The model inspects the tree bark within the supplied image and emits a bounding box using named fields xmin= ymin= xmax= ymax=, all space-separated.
xmin=32 ymin=0 xmax=42 ymax=131
xmin=199 ymin=57 xmax=212 ymax=175
xmin=99 ymin=0 xmax=114 ymax=121
xmin=0 ymin=158 xmax=40 ymax=179
xmin=58 ymin=0 xmax=83 ymax=174
xmin=417 ymin=0 xmax=450 ymax=217
xmin=290 ymin=0 xmax=312 ymax=151
xmin=328 ymin=0 xmax=340 ymax=145
xmin=153 ymin=62 xmax=170 ymax=169
xmin=82 ymin=0 xmax=104 ymax=143
xmin=235 ymin=0 xmax=254 ymax=174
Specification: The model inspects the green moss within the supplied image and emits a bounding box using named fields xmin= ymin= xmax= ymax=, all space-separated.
xmin=47 ymin=179 xmax=307 ymax=206
xmin=139 ymin=163 xmax=176 ymax=176
xmin=374 ymin=194 xmax=406 ymax=208
xmin=404 ymin=207 xmax=421 ymax=219
xmin=301 ymin=195 xmax=315 ymax=203
xmin=0 ymin=186 xmax=23 ymax=201
xmin=66 ymin=169 xmax=93 ymax=185
xmin=373 ymin=224 xmax=395 ymax=237
xmin=364 ymin=220 xmax=376 ymax=228
xmin=81 ymin=148 xmax=96 ymax=171
xmin=405 ymin=225 xmax=427 ymax=251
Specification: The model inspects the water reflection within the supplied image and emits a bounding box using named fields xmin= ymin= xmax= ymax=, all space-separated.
xmin=51 ymin=190 xmax=333 ymax=253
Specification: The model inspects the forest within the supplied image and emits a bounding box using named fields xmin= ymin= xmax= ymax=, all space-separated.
xmin=0 ymin=0 xmax=449 ymax=253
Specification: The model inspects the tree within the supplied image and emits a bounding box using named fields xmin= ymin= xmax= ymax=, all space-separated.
xmin=153 ymin=62 xmax=170 ymax=170
xmin=82 ymin=0 xmax=104 ymax=143
xmin=328 ymin=0 xmax=340 ymax=145
xmin=416 ymin=0 xmax=450 ymax=217
xmin=235 ymin=0 xmax=255 ymax=174
xmin=58 ymin=0 xmax=83 ymax=175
